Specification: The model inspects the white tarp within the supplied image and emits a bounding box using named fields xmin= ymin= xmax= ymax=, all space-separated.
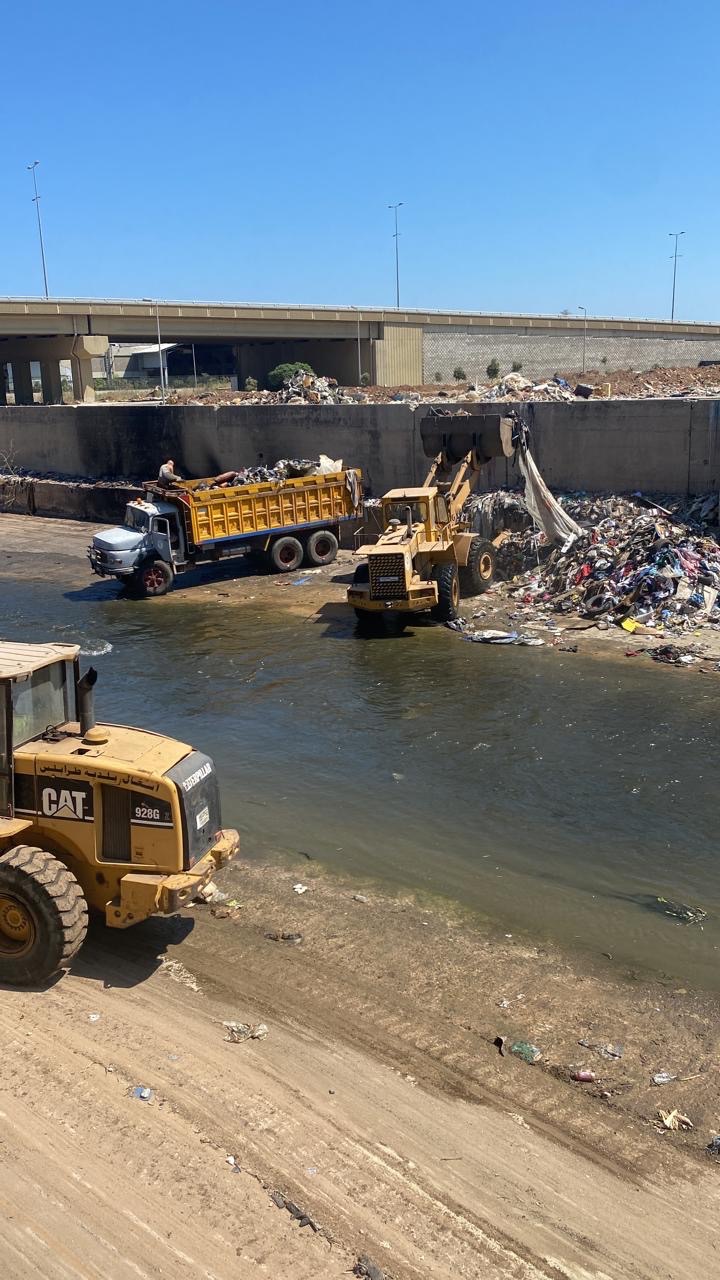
xmin=518 ymin=447 xmax=582 ymax=544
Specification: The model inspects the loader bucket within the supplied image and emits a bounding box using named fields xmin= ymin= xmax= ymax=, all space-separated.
xmin=420 ymin=412 xmax=514 ymax=465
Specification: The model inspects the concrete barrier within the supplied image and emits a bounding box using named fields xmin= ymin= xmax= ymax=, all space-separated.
xmin=1 ymin=398 xmax=719 ymax=505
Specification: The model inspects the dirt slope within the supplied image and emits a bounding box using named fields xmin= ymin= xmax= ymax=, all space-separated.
xmin=1 ymin=910 xmax=719 ymax=1280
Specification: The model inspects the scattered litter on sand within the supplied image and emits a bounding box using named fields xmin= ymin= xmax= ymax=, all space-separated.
xmin=510 ymin=1040 xmax=542 ymax=1064
xmin=652 ymin=1072 xmax=678 ymax=1086
xmin=293 ymin=883 xmax=309 ymax=895
xmin=270 ymin=1190 xmax=320 ymax=1231
xmin=353 ymin=1257 xmax=387 ymax=1280
xmin=578 ymin=1039 xmax=624 ymax=1060
xmin=130 ymin=1086 xmax=154 ymax=1102
xmin=265 ymin=930 xmax=303 ymax=944
xmin=657 ymin=1109 xmax=694 ymax=1132
xmin=159 ymin=956 xmax=203 ymax=993
xmin=194 ymin=881 xmax=228 ymax=905
xmin=223 ymin=1021 xmax=269 ymax=1043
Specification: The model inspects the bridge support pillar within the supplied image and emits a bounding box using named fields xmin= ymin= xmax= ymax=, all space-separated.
xmin=12 ymin=360 xmax=34 ymax=405
xmin=40 ymin=360 xmax=64 ymax=404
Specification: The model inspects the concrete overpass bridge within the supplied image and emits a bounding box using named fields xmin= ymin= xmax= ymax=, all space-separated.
xmin=2 ymin=297 xmax=720 ymax=403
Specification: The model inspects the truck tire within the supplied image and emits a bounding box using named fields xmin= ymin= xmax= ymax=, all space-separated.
xmin=305 ymin=529 xmax=339 ymax=567
xmin=270 ymin=536 xmax=304 ymax=573
xmin=459 ymin=538 xmax=497 ymax=597
xmin=430 ymin=563 xmax=460 ymax=622
xmin=133 ymin=560 xmax=173 ymax=597
xmin=0 ymin=846 xmax=88 ymax=986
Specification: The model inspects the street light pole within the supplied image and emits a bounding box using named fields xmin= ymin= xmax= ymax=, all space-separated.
xmin=355 ymin=308 xmax=362 ymax=384
xmin=388 ymin=202 xmax=403 ymax=308
xmin=578 ymin=306 xmax=587 ymax=373
xmin=142 ymin=297 xmax=166 ymax=403
xmin=27 ymin=161 xmax=49 ymax=298
xmin=669 ymin=231 xmax=685 ymax=321
xmin=191 ymin=342 xmax=198 ymax=389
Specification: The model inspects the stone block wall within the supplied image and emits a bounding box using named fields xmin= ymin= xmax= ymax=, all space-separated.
xmin=423 ymin=325 xmax=720 ymax=382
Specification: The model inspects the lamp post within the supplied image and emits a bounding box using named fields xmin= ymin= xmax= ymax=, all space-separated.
xmin=27 ymin=161 xmax=49 ymax=298
xmin=191 ymin=342 xmax=198 ymax=389
xmin=142 ymin=298 xmax=165 ymax=403
xmin=578 ymin=306 xmax=587 ymax=373
xmin=353 ymin=307 xmax=362 ymax=384
xmin=388 ymin=202 xmax=403 ymax=308
xmin=669 ymin=231 xmax=685 ymax=321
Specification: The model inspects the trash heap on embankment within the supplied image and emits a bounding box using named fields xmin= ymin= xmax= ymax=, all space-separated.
xmin=457 ymin=488 xmax=720 ymax=664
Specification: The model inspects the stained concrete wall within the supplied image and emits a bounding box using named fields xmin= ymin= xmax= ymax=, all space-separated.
xmin=1 ymin=399 xmax=719 ymax=503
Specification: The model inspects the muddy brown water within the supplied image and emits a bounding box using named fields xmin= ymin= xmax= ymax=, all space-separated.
xmin=3 ymin=568 xmax=719 ymax=990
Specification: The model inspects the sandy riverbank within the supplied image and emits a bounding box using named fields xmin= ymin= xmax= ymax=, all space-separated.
xmin=2 ymin=511 xmax=720 ymax=1277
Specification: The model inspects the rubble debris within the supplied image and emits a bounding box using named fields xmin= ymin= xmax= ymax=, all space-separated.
xmin=130 ymin=1086 xmax=154 ymax=1102
xmin=265 ymin=930 xmax=303 ymax=944
xmin=652 ymin=897 xmax=707 ymax=925
xmin=652 ymin=1072 xmax=678 ymax=1085
xmin=571 ymin=1070 xmax=597 ymax=1082
xmin=706 ymin=1135 xmax=720 ymax=1157
xmin=194 ymin=881 xmax=228 ymax=904
xmin=510 ymin=1040 xmax=542 ymax=1064
xmin=223 ymin=1021 xmax=269 ymax=1042
xmin=270 ymin=1190 xmax=320 ymax=1231
xmin=354 ymin=1257 xmax=387 ymax=1280
xmin=578 ymin=1039 xmax=623 ymax=1060
xmin=657 ymin=1109 xmax=694 ymax=1132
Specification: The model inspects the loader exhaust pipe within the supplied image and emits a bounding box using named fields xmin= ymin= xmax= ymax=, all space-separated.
xmin=77 ymin=667 xmax=98 ymax=735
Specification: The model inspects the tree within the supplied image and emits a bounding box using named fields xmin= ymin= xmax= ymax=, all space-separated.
xmin=360 ymin=372 xmax=371 ymax=386
xmin=267 ymin=361 xmax=314 ymax=391
xmin=434 ymin=371 xmax=442 ymax=382
xmin=453 ymin=365 xmax=467 ymax=381
xmin=244 ymin=376 xmax=258 ymax=391
xmin=511 ymin=360 xmax=523 ymax=373
xmin=486 ymin=357 xmax=500 ymax=380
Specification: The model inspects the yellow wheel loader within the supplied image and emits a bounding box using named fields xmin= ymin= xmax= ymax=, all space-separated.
xmin=0 ymin=642 xmax=239 ymax=985
xmin=348 ymin=410 xmax=514 ymax=631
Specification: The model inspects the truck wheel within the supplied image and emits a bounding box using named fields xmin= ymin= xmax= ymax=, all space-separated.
xmin=459 ymin=538 xmax=497 ymax=597
xmin=134 ymin=560 xmax=173 ymax=597
xmin=270 ymin=536 xmax=304 ymax=573
xmin=305 ymin=529 xmax=339 ymax=567
xmin=431 ymin=563 xmax=460 ymax=622
xmin=0 ymin=846 xmax=88 ymax=986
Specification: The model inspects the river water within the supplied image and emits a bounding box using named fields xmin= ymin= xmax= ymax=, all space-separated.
xmin=3 ymin=570 xmax=719 ymax=989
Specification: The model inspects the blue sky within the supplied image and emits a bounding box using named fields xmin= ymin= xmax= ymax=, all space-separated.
xmin=2 ymin=1 xmax=717 ymax=320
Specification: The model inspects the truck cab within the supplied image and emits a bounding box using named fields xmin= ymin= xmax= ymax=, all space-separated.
xmin=89 ymin=499 xmax=186 ymax=594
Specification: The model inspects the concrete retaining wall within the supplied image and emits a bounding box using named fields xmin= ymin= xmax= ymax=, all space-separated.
xmin=1 ymin=400 xmax=719 ymax=510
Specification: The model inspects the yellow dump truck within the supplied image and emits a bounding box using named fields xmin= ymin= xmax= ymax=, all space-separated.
xmin=89 ymin=467 xmax=363 ymax=596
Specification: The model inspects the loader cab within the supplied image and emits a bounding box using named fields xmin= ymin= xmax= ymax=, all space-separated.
xmin=0 ymin=644 xmax=79 ymax=819
xmin=382 ymin=490 xmax=435 ymax=540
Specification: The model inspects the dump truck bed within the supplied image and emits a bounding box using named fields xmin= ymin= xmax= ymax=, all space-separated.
xmin=145 ymin=469 xmax=362 ymax=548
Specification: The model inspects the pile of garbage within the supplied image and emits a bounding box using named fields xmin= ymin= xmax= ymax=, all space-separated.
xmin=467 ymin=486 xmax=720 ymax=634
xmin=278 ymin=370 xmax=345 ymax=404
xmin=196 ymin=454 xmax=343 ymax=490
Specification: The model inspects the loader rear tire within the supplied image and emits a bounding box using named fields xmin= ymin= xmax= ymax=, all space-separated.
xmin=459 ymin=538 xmax=496 ymax=597
xmin=0 ymin=846 xmax=88 ymax=986
xmin=305 ymin=529 xmax=338 ymax=566
xmin=270 ymin=536 xmax=304 ymax=573
xmin=431 ymin=563 xmax=460 ymax=622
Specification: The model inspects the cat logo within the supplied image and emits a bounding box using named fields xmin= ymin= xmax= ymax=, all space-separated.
xmin=40 ymin=780 xmax=94 ymax=823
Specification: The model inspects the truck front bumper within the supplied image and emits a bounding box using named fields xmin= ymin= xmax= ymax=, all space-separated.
xmin=88 ymin=547 xmax=136 ymax=578
xmin=105 ymin=828 xmax=240 ymax=927
xmin=347 ymin=586 xmax=437 ymax=613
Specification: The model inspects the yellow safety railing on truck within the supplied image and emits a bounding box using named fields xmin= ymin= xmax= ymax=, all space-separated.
xmin=148 ymin=469 xmax=362 ymax=548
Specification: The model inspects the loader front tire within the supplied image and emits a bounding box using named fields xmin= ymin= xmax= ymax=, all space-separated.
xmin=0 ymin=846 xmax=88 ymax=986
xmin=431 ymin=563 xmax=460 ymax=622
xmin=459 ymin=538 xmax=496 ymax=597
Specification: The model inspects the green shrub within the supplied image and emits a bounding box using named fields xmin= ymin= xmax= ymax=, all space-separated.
xmin=267 ymin=361 xmax=314 ymax=391
xmin=360 ymin=372 xmax=371 ymax=387
xmin=486 ymin=357 xmax=500 ymax=379
xmin=511 ymin=360 xmax=523 ymax=373
xmin=244 ymin=376 xmax=258 ymax=391
xmin=453 ymin=365 xmax=467 ymax=381
xmin=434 ymin=370 xmax=442 ymax=382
